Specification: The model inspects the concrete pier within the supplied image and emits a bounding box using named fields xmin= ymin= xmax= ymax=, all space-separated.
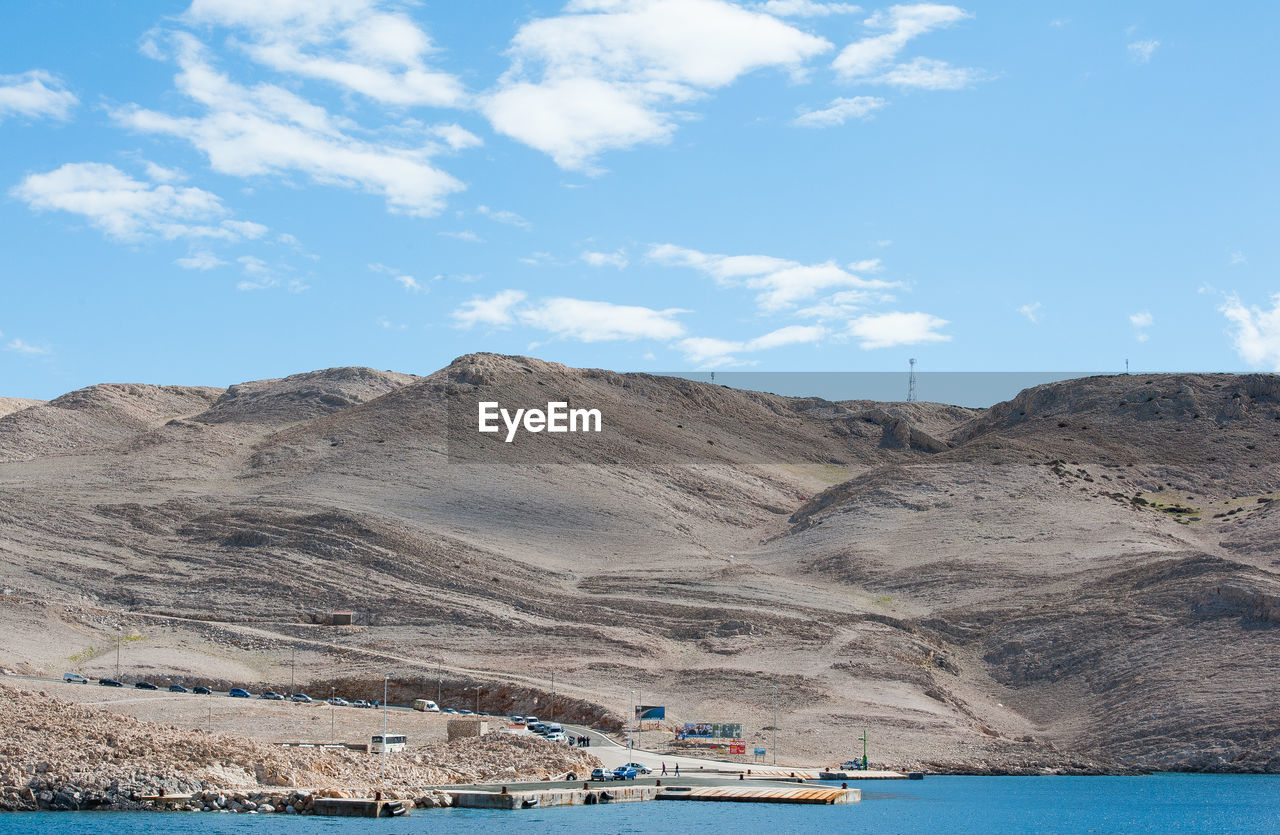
xmin=657 ymin=785 xmax=860 ymax=804
xmin=449 ymin=785 xmax=656 ymax=809
xmin=312 ymin=797 xmax=409 ymax=817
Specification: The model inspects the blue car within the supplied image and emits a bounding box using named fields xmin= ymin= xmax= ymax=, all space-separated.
xmin=229 ymin=688 xmax=252 ymax=698
xmin=612 ymin=766 xmax=637 ymax=781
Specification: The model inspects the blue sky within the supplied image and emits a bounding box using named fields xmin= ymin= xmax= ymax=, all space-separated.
xmin=1 ymin=0 xmax=1277 ymax=399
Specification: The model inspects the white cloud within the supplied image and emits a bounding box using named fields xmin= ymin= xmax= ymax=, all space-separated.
xmin=833 ymin=4 xmax=974 ymax=83
xmin=847 ymin=310 xmax=950 ymax=348
xmin=11 ymin=161 xmax=266 ymax=242
xmin=439 ymin=230 xmax=484 ymax=243
xmin=1129 ymin=310 xmax=1153 ymax=342
xmin=429 ymin=123 xmax=483 ymax=150
xmin=582 ymin=249 xmax=629 ymax=268
xmin=4 ymin=338 xmax=50 ymax=356
xmin=115 ymin=32 xmax=464 ymax=217
xmin=1127 ymin=39 xmax=1160 ymax=63
xmin=396 ymin=275 xmax=423 ymax=293
xmin=648 ymin=243 xmax=895 ymax=311
xmin=1229 ymin=251 xmax=1247 ymax=265
xmin=679 ymin=323 xmax=827 ymax=365
xmin=453 ymin=289 xmax=529 ymax=328
xmin=874 ymin=56 xmax=980 ymax=89
xmin=517 ymin=297 xmax=688 ymax=342
xmin=1219 ymin=293 xmax=1280 ymax=370
xmin=756 ymin=0 xmax=861 ymax=17
xmin=182 ymin=0 xmax=465 ymax=107
xmin=482 ymin=0 xmax=831 ymax=170
xmin=478 ymin=205 xmax=531 ymax=228
xmin=175 ymin=250 xmax=226 ymax=270
xmin=1018 ymin=301 xmax=1042 ymax=323
xmin=793 ymin=95 xmax=885 ymax=127
xmin=0 ymin=70 xmax=77 ymax=122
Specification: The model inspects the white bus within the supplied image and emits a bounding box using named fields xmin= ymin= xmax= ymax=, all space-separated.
xmin=413 ymin=699 xmax=439 ymax=712
xmin=370 ymin=734 xmax=407 ymax=753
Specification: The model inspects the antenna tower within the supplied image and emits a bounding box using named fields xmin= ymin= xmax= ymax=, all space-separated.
xmin=906 ymin=358 xmax=917 ymax=402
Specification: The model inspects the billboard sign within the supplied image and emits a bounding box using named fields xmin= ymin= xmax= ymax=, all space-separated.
xmin=676 ymin=722 xmax=742 ymax=739
xmin=635 ymin=705 xmax=666 ymax=720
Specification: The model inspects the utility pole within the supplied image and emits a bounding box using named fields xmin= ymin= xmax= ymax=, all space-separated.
xmin=437 ymin=661 xmax=442 ymax=708
xmin=772 ymin=683 xmax=778 ymax=765
xmin=475 ymin=685 xmax=480 ymax=715
xmin=115 ymin=620 xmax=122 ymax=680
xmin=290 ymin=647 xmax=295 ymax=694
xmin=628 ymin=690 xmax=634 ymax=758
xmin=381 ymin=672 xmax=391 ymax=778
xmin=638 ymin=689 xmax=643 ymax=754
xmin=907 ymin=358 xmax=917 ymax=402
xmin=331 ymin=686 xmax=336 ymax=743
xmin=550 ymin=671 xmax=556 ymax=724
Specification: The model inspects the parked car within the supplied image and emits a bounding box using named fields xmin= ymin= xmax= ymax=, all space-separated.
xmin=99 ymin=678 xmax=124 ymax=688
xmin=510 ymin=716 xmax=527 ymax=725
xmin=261 ymin=691 xmax=285 ymax=701
xmin=611 ymin=766 xmax=638 ymax=781
xmin=590 ymin=768 xmax=608 ymax=781
xmin=545 ymin=731 xmax=567 ymax=743
xmin=193 ymin=686 xmax=212 ymax=695
xmin=229 ymin=688 xmax=252 ymax=698
xmin=351 ymin=699 xmax=373 ymax=709
xmin=459 ymin=709 xmax=473 ymax=715
xmin=63 ymin=672 xmax=89 ymax=684
xmin=327 ymin=696 xmax=349 ymax=707
xmin=289 ymin=693 xmax=313 ymax=703
xmin=441 ymin=707 xmax=457 ymax=714
xmin=168 ymin=684 xmax=189 ymax=693
xmin=840 ymin=760 xmax=865 ymax=771
xmin=622 ymin=762 xmax=652 ymax=775
xmin=134 ymin=681 xmax=158 ymax=690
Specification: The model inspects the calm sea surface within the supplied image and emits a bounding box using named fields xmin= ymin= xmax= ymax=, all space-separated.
xmin=2 ymin=775 xmax=1277 ymax=834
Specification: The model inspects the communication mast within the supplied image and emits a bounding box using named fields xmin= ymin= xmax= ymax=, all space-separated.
xmin=906 ymin=358 xmax=917 ymax=402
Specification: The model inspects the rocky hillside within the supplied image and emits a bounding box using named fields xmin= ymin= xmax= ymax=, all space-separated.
xmin=0 ymin=356 xmax=1275 ymax=773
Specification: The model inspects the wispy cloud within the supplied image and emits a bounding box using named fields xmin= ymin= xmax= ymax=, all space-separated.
xmin=116 ymin=31 xmax=465 ymax=217
xmin=4 ymin=337 xmax=51 ymax=356
xmin=453 ymin=289 xmax=529 ymax=328
xmin=582 ymin=249 xmax=629 ymax=268
xmin=833 ymin=4 xmax=976 ymax=87
xmin=648 ymin=243 xmax=894 ymax=312
xmin=0 ymin=69 xmax=77 ymax=122
xmin=478 ymin=205 xmax=531 ymax=228
xmin=1127 ymin=39 xmax=1160 ymax=63
xmin=12 ymin=161 xmax=267 ymax=242
xmin=793 ymin=95 xmax=885 ymax=127
xmin=175 ymin=250 xmax=226 ymax=270
xmin=679 ymin=324 xmax=826 ymax=366
xmin=439 ymin=230 xmax=484 ymax=243
xmin=452 ymin=290 xmax=687 ymax=343
xmin=1129 ymin=310 xmax=1154 ymax=342
xmin=756 ymin=0 xmax=862 ymax=17
xmin=1018 ymin=301 xmax=1042 ymax=323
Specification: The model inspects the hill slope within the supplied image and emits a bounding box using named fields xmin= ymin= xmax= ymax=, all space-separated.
xmin=0 ymin=358 xmax=1275 ymax=773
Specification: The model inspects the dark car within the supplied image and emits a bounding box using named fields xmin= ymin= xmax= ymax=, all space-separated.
xmin=134 ymin=681 xmax=158 ymax=690
xmin=261 ymin=691 xmax=285 ymax=701
xmin=168 ymin=684 xmax=189 ymax=693
xmin=193 ymin=686 xmax=212 ymax=695
xmin=99 ymin=678 xmax=124 ymax=688
xmin=229 ymin=688 xmax=252 ymax=698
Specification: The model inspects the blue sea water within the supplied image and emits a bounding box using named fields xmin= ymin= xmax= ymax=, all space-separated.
xmin=3 ymin=775 xmax=1277 ymax=834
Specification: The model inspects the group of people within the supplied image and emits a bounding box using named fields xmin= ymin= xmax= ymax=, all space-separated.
xmin=571 ymin=735 xmax=592 ymax=747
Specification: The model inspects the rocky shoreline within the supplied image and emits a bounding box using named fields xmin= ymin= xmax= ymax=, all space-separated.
xmin=0 ymin=683 xmax=598 ymax=813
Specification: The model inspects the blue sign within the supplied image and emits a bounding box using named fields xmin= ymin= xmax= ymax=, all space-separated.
xmin=635 ymin=705 xmax=666 ymax=720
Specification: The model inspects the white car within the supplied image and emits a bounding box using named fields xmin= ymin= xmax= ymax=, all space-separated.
xmin=63 ymin=672 xmax=90 ymax=684
xmin=545 ymin=731 xmax=567 ymax=743
xmin=622 ymin=762 xmax=653 ymax=775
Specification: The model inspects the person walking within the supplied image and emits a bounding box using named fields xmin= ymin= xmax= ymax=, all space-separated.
xmin=661 ymin=762 xmax=667 ymax=776
xmin=674 ymin=763 xmax=679 ymax=776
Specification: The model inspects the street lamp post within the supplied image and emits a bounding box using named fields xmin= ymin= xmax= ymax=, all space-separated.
xmin=331 ymin=686 xmax=336 ymax=743
xmin=772 ymin=683 xmax=778 ymax=766
xmin=115 ymin=621 xmax=122 ymax=680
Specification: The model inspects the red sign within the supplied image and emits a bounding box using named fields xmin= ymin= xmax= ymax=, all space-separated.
xmin=729 ymin=744 xmax=746 ymax=755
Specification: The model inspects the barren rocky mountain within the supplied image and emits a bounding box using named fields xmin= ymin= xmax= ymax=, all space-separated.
xmin=0 ymin=354 xmax=1276 ymax=773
